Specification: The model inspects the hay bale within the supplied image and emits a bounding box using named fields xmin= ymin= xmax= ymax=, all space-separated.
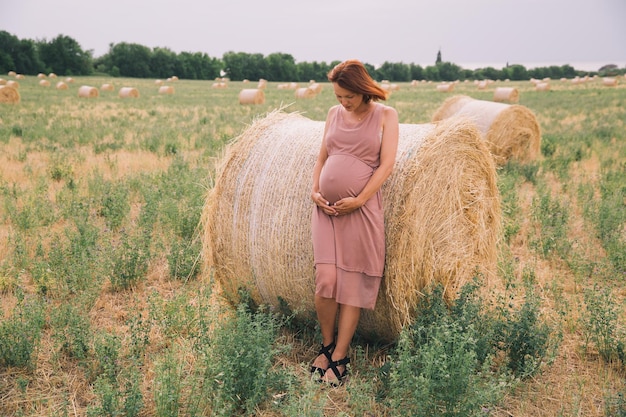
xmin=493 ymin=87 xmax=519 ymax=103
xmin=432 ymin=95 xmax=541 ymax=165
xmin=100 ymin=83 xmax=115 ymax=92
xmin=49 ymin=73 xmax=57 ymax=78
xmin=0 ymin=79 xmax=6 ymax=85
xmin=0 ymin=85 xmax=20 ymax=104
xmin=56 ymin=81 xmax=68 ymax=90
xmin=8 ymin=71 xmax=16 ymax=76
xmin=202 ymin=110 xmax=501 ymax=342
xmin=258 ymin=79 xmax=267 ymax=89
xmin=294 ymin=87 xmax=316 ymax=99
xmin=158 ymin=85 xmax=175 ymax=95
xmin=6 ymin=80 xmax=19 ymax=89
xmin=78 ymin=85 xmax=99 ymax=98
xmin=436 ymin=83 xmax=454 ymax=92
xmin=535 ymin=82 xmax=550 ymax=91
xmin=118 ymin=87 xmax=140 ymax=98
xmin=238 ymin=88 xmax=265 ymax=104
xmin=37 ymin=73 xmax=46 ymax=79
xmin=602 ymin=77 xmax=618 ymax=87
xmin=39 ymin=79 xmax=50 ymax=87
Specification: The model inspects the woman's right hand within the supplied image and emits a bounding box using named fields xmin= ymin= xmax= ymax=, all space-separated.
xmin=312 ymin=191 xmax=337 ymax=216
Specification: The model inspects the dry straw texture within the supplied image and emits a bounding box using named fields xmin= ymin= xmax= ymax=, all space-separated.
xmin=100 ymin=83 xmax=115 ymax=92
xmin=238 ymin=88 xmax=265 ymax=104
xmin=493 ymin=87 xmax=519 ymax=103
xmin=55 ymin=81 xmax=68 ymax=90
xmin=432 ymin=94 xmax=541 ymax=165
xmin=78 ymin=85 xmax=99 ymax=98
xmin=118 ymin=87 xmax=140 ymax=98
xmin=202 ymin=110 xmax=501 ymax=341
xmin=0 ymin=85 xmax=20 ymax=104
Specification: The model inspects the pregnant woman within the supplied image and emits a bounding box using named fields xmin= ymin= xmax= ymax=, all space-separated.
xmin=310 ymin=59 xmax=399 ymax=386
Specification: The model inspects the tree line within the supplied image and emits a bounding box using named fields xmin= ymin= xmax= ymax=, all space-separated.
xmin=0 ymin=31 xmax=617 ymax=82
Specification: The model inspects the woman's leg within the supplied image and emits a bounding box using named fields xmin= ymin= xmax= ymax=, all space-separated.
xmin=323 ymin=304 xmax=360 ymax=383
xmin=312 ymin=295 xmax=338 ymax=369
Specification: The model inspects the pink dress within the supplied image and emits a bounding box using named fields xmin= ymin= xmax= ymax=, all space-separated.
xmin=312 ymin=103 xmax=386 ymax=310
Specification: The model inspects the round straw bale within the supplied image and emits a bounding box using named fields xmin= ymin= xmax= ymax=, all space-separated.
xmin=493 ymin=87 xmax=519 ymax=103
xmin=56 ymin=81 xmax=68 ymax=90
xmin=6 ymin=80 xmax=19 ymax=89
xmin=15 ymin=74 xmax=25 ymax=80
xmin=49 ymin=73 xmax=57 ymax=78
xmin=602 ymin=77 xmax=618 ymax=87
xmin=535 ymin=82 xmax=550 ymax=91
xmin=202 ymin=110 xmax=501 ymax=342
xmin=78 ymin=85 xmax=99 ymax=98
xmin=295 ymin=87 xmax=316 ymax=99
xmin=436 ymin=83 xmax=454 ymax=92
xmin=155 ymin=79 xmax=164 ymax=85
xmin=118 ymin=87 xmax=140 ymax=98
xmin=37 ymin=73 xmax=46 ymax=79
xmin=100 ymin=83 xmax=115 ymax=92
xmin=66 ymin=77 xmax=74 ymax=83
xmin=258 ymin=79 xmax=267 ymax=89
xmin=39 ymin=79 xmax=50 ymax=87
xmin=0 ymin=85 xmax=20 ymax=104
xmin=432 ymin=95 xmax=541 ymax=165
xmin=238 ymin=88 xmax=265 ymax=104
xmin=8 ymin=71 xmax=16 ymax=77
xmin=158 ymin=85 xmax=175 ymax=95
xmin=0 ymin=79 xmax=6 ymax=85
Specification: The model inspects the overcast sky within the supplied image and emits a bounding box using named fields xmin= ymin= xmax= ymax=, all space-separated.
xmin=2 ymin=0 xmax=625 ymax=71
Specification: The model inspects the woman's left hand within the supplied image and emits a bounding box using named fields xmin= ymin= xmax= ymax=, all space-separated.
xmin=333 ymin=197 xmax=361 ymax=216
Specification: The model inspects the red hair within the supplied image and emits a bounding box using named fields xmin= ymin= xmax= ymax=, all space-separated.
xmin=327 ymin=59 xmax=387 ymax=102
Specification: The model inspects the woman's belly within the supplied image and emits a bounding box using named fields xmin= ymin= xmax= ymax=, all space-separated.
xmin=319 ymin=155 xmax=373 ymax=204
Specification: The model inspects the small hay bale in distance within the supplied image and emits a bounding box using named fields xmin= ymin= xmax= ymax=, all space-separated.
xmin=6 ymin=80 xmax=19 ymax=89
xmin=0 ymin=85 xmax=20 ymax=104
xmin=100 ymin=83 xmax=115 ymax=92
xmin=118 ymin=87 xmax=140 ymax=98
xmin=432 ymin=94 xmax=541 ymax=165
xmin=602 ymin=77 xmax=618 ymax=87
xmin=158 ymin=85 xmax=175 ymax=95
xmin=39 ymin=79 xmax=50 ymax=87
xmin=493 ymin=87 xmax=519 ymax=103
xmin=37 ymin=73 xmax=46 ymax=79
xmin=49 ymin=73 xmax=57 ymax=78
xmin=535 ymin=82 xmax=550 ymax=91
xmin=78 ymin=85 xmax=99 ymax=98
xmin=56 ymin=81 xmax=68 ymax=90
xmin=238 ymin=88 xmax=265 ymax=105
xmin=0 ymin=79 xmax=6 ymax=85
xmin=436 ymin=83 xmax=454 ymax=92
xmin=202 ymin=110 xmax=501 ymax=342
xmin=294 ymin=87 xmax=316 ymax=99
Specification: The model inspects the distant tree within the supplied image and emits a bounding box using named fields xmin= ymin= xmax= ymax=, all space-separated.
xmin=296 ymin=61 xmax=331 ymax=82
xmin=222 ymin=51 xmax=264 ymax=81
xmin=506 ymin=64 xmax=528 ymax=81
xmin=150 ymin=47 xmax=177 ymax=78
xmin=437 ymin=61 xmax=463 ymax=81
xmin=265 ymin=53 xmax=297 ymax=81
xmin=424 ymin=65 xmax=441 ymax=81
xmin=176 ymin=51 xmax=221 ymax=80
xmin=376 ymin=61 xmax=411 ymax=82
xmin=409 ymin=63 xmax=425 ymax=81
xmin=107 ymin=42 xmax=151 ymax=78
xmin=37 ymin=34 xmax=92 ymax=75
xmin=0 ymin=31 xmax=44 ymax=74
xmin=474 ymin=66 xmax=501 ymax=80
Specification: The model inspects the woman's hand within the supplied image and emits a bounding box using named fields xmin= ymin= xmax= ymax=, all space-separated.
xmin=332 ymin=196 xmax=361 ymax=216
xmin=312 ymin=191 xmax=337 ymax=216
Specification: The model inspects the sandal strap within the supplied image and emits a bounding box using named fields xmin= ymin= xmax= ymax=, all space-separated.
xmin=318 ymin=341 xmax=336 ymax=361
xmin=327 ymin=356 xmax=350 ymax=380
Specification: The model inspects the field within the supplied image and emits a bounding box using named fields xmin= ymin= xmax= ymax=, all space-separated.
xmin=0 ymin=74 xmax=625 ymax=416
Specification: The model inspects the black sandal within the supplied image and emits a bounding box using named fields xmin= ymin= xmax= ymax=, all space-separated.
xmin=310 ymin=340 xmax=335 ymax=378
xmin=324 ymin=356 xmax=350 ymax=387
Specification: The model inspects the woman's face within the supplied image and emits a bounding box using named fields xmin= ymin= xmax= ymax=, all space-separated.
xmin=332 ymin=83 xmax=363 ymax=112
